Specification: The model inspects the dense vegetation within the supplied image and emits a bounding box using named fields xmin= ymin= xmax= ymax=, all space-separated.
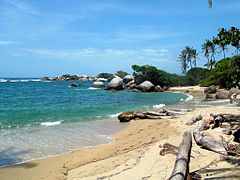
xmin=132 ymin=65 xmax=209 ymax=87
xmin=97 ymin=72 xmax=113 ymax=79
xmin=200 ymin=56 xmax=240 ymax=89
xmin=115 ymin=70 xmax=128 ymax=78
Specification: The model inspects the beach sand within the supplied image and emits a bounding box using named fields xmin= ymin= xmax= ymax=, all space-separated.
xmin=0 ymin=86 xmax=240 ymax=180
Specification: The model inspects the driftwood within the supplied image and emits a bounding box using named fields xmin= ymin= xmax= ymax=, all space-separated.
xmin=118 ymin=109 xmax=173 ymax=122
xmin=169 ymin=131 xmax=192 ymax=180
xmin=186 ymin=115 xmax=203 ymax=126
xmin=193 ymin=123 xmax=228 ymax=155
xmin=198 ymin=121 xmax=210 ymax=131
xmin=159 ymin=143 xmax=179 ymax=156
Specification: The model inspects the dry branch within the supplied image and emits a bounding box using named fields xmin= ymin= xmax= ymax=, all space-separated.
xmin=169 ymin=131 xmax=192 ymax=180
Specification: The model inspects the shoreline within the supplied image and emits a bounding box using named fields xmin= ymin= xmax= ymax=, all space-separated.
xmin=0 ymin=86 xmax=239 ymax=179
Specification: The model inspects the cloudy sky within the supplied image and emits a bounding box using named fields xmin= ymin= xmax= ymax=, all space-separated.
xmin=0 ymin=0 xmax=240 ymax=77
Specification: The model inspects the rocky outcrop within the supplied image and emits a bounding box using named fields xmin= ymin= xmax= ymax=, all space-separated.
xmin=229 ymin=87 xmax=240 ymax=95
xmin=136 ymin=81 xmax=154 ymax=92
xmin=107 ymin=75 xmax=119 ymax=82
xmin=69 ymin=82 xmax=77 ymax=87
xmin=155 ymin=85 xmax=164 ymax=92
xmin=92 ymin=81 xmax=105 ymax=88
xmin=97 ymin=78 xmax=108 ymax=82
xmin=204 ymin=85 xmax=217 ymax=95
xmin=106 ymin=77 xmax=123 ymax=90
xmin=163 ymin=86 xmax=169 ymax=91
xmin=123 ymin=75 xmax=134 ymax=84
xmin=124 ymin=80 xmax=136 ymax=89
xmin=215 ymin=91 xmax=231 ymax=99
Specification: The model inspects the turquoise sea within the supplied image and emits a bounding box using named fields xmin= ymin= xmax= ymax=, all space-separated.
xmin=0 ymin=78 xmax=190 ymax=167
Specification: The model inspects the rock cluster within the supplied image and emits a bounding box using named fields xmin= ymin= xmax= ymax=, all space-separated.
xmin=43 ymin=74 xmax=97 ymax=82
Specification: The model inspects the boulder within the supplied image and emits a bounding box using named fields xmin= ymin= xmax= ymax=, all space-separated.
xmin=124 ymin=80 xmax=135 ymax=89
xmin=215 ymin=91 xmax=231 ymax=99
xmin=92 ymin=81 xmax=105 ymax=88
xmin=154 ymin=85 xmax=164 ymax=92
xmin=106 ymin=77 xmax=123 ymax=90
xmin=229 ymin=87 xmax=240 ymax=95
xmin=78 ymin=83 xmax=83 ymax=87
xmin=97 ymin=78 xmax=108 ymax=82
xmin=136 ymin=81 xmax=154 ymax=92
xmin=69 ymin=82 xmax=77 ymax=87
xmin=163 ymin=86 xmax=169 ymax=91
xmin=123 ymin=75 xmax=134 ymax=84
xmin=204 ymin=85 xmax=217 ymax=94
xmin=107 ymin=75 xmax=119 ymax=82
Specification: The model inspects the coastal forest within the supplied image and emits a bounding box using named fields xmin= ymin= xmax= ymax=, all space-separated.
xmin=129 ymin=26 xmax=240 ymax=90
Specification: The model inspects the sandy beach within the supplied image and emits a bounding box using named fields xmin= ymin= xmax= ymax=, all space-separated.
xmin=0 ymin=86 xmax=240 ymax=180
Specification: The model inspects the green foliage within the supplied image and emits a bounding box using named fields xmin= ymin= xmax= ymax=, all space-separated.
xmin=177 ymin=46 xmax=198 ymax=75
xmin=202 ymin=39 xmax=216 ymax=69
xmin=186 ymin=67 xmax=210 ymax=85
xmin=97 ymin=72 xmax=113 ymax=79
xmin=132 ymin=65 xmax=169 ymax=86
xmin=61 ymin=74 xmax=79 ymax=80
xmin=229 ymin=27 xmax=240 ymax=55
xmin=132 ymin=65 xmax=205 ymax=87
xmin=115 ymin=70 xmax=128 ymax=78
xmin=200 ymin=56 xmax=240 ymax=89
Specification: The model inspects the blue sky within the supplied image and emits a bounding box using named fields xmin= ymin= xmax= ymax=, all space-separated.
xmin=0 ymin=0 xmax=240 ymax=77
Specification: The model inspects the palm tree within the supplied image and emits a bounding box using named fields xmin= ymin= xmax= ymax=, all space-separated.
xmin=178 ymin=49 xmax=188 ymax=75
xmin=190 ymin=48 xmax=198 ymax=67
xmin=202 ymin=39 xmax=216 ymax=70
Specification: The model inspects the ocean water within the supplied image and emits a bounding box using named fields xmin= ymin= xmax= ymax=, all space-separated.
xmin=0 ymin=78 xmax=190 ymax=167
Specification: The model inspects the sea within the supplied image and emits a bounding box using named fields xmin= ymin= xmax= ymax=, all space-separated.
xmin=0 ymin=78 xmax=230 ymax=167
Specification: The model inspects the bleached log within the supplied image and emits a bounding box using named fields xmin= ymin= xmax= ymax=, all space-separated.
xmin=193 ymin=123 xmax=228 ymax=155
xmin=169 ymin=131 xmax=192 ymax=180
xmin=186 ymin=115 xmax=202 ymax=126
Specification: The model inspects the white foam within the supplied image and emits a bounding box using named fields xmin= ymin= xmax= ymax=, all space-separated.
xmin=153 ymin=104 xmax=166 ymax=109
xmin=108 ymin=112 xmax=122 ymax=118
xmin=88 ymin=87 xmax=99 ymax=90
xmin=41 ymin=121 xmax=62 ymax=126
xmin=0 ymin=79 xmax=8 ymax=82
xmin=185 ymin=95 xmax=193 ymax=101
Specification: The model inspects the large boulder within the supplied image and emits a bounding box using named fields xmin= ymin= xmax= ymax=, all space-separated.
xmin=92 ymin=81 xmax=105 ymax=88
xmin=123 ymin=75 xmax=134 ymax=84
xmin=97 ymin=78 xmax=108 ymax=82
xmin=215 ymin=91 xmax=231 ymax=99
xmin=155 ymin=85 xmax=164 ymax=92
xmin=136 ymin=81 xmax=154 ymax=92
xmin=107 ymin=75 xmax=119 ymax=82
xmin=124 ymin=80 xmax=136 ymax=89
xmin=229 ymin=87 xmax=240 ymax=95
xmin=69 ymin=82 xmax=77 ymax=87
xmin=204 ymin=85 xmax=217 ymax=95
xmin=163 ymin=86 xmax=169 ymax=91
xmin=106 ymin=77 xmax=123 ymax=90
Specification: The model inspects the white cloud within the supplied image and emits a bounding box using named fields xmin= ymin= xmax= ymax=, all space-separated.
xmin=11 ymin=48 xmax=171 ymax=63
xmin=5 ymin=0 xmax=39 ymax=15
xmin=0 ymin=41 xmax=18 ymax=45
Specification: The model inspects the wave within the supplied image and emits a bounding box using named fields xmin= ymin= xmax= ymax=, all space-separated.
xmin=0 ymin=79 xmax=7 ymax=82
xmin=88 ymin=87 xmax=99 ymax=90
xmin=153 ymin=104 xmax=166 ymax=109
xmin=108 ymin=112 xmax=122 ymax=118
xmin=181 ymin=94 xmax=193 ymax=102
xmin=0 ymin=79 xmax=42 ymax=83
xmin=41 ymin=121 xmax=62 ymax=127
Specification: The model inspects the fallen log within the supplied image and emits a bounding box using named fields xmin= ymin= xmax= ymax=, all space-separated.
xmin=169 ymin=131 xmax=192 ymax=180
xmin=186 ymin=114 xmax=202 ymax=126
xmin=159 ymin=143 xmax=178 ymax=156
xmin=193 ymin=123 xmax=228 ymax=155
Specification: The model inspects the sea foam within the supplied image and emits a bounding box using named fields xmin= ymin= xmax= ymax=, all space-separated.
xmin=153 ymin=104 xmax=166 ymax=109
xmin=41 ymin=121 xmax=62 ymax=126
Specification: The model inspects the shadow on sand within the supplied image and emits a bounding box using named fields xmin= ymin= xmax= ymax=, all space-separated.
xmin=0 ymin=147 xmax=37 ymax=168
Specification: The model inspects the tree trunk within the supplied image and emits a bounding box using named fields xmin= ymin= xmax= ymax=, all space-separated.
xmin=169 ymin=131 xmax=192 ymax=180
xmin=193 ymin=123 xmax=228 ymax=155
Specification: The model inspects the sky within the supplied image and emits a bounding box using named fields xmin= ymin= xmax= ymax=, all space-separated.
xmin=0 ymin=0 xmax=240 ymax=77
